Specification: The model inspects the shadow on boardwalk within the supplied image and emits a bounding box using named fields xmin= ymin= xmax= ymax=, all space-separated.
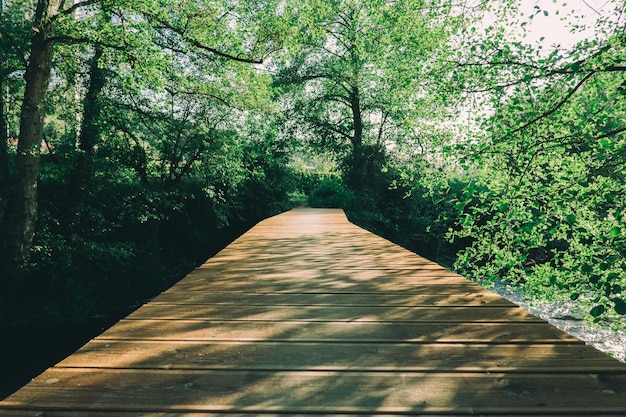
xmin=1 ymin=208 xmax=626 ymax=416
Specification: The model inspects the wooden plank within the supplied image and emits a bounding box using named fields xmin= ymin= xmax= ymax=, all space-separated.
xmin=167 ymin=281 xmax=483 ymax=293
xmin=127 ymin=304 xmax=544 ymax=322
xmin=198 ymin=244 xmax=445 ymax=269
xmin=151 ymin=291 xmax=516 ymax=306
xmin=58 ymin=340 xmax=624 ymax=373
xmin=96 ymin=319 xmax=582 ymax=343
xmin=173 ymin=268 xmax=474 ymax=291
xmin=214 ymin=248 xmax=420 ymax=258
xmin=3 ymin=368 xmax=626 ymax=414
xmin=198 ymin=258 xmax=446 ymax=270
xmin=2 ymin=413 xmax=621 ymax=417
xmin=1 ymin=409 xmax=622 ymax=417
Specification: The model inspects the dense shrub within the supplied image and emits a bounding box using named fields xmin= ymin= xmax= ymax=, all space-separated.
xmin=309 ymin=177 xmax=354 ymax=208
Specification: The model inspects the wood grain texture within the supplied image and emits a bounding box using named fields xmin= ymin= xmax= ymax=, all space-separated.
xmin=57 ymin=340 xmax=624 ymax=372
xmin=1 ymin=208 xmax=625 ymax=416
xmin=126 ymin=304 xmax=545 ymax=322
xmin=3 ymin=368 xmax=626 ymax=414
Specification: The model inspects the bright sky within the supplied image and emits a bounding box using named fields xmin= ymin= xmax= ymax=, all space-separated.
xmin=515 ymin=0 xmax=621 ymax=48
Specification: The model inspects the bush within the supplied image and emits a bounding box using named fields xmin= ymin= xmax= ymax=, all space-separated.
xmin=309 ymin=177 xmax=353 ymax=208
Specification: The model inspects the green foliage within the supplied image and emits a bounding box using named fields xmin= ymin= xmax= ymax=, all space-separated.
xmin=2 ymin=119 xmax=296 ymax=325
xmin=2 ymin=0 xmax=625 ymax=330
xmin=309 ymin=177 xmax=353 ymax=208
xmin=273 ymin=0 xmax=455 ymax=190
xmin=0 ymin=0 xmax=299 ymax=326
xmin=431 ymin=1 xmax=626 ymax=323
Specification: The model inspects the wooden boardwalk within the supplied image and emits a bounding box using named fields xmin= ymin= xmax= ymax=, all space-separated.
xmin=1 ymin=208 xmax=626 ymax=416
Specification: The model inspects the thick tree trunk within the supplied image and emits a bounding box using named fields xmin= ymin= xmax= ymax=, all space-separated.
xmin=347 ymin=85 xmax=366 ymax=189
xmin=3 ymin=0 xmax=60 ymax=275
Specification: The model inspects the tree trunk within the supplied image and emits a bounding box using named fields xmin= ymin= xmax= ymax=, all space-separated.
xmin=78 ymin=46 xmax=105 ymax=158
xmin=0 ymin=1 xmax=8 ymax=235
xmin=67 ymin=45 xmax=105 ymax=240
xmin=347 ymin=85 xmax=366 ymax=189
xmin=0 ymin=71 xmax=8 ymax=229
xmin=3 ymin=0 xmax=60 ymax=275
xmin=351 ymin=85 xmax=363 ymax=149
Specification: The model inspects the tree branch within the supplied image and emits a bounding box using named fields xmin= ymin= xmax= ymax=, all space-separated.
xmin=506 ymin=71 xmax=596 ymax=137
xmin=59 ymin=0 xmax=100 ymax=17
xmin=145 ymin=12 xmax=264 ymax=64
xmin=595 ymin=125 xmax=626 ymax=141
xmin=311 ymin=120 xmax=352 ymax=142
xmin=47 ymin=35 xmax=127 ymax=50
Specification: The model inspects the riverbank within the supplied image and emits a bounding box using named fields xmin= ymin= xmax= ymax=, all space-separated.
xmin=492 ymin=282 xmax=626 ymax=362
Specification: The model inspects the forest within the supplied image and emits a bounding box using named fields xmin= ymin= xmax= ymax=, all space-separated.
xmin=0 ymin=0 xmax=625 ymax=335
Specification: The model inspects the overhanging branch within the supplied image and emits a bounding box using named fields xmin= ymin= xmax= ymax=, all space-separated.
xmin=505 ymin=71 xmax=596 ymax=137
xmin=145 ymin=12 xmax=264 ymax=64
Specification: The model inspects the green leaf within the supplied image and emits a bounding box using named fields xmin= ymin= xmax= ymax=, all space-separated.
xmin=569 ymin=61 xmax=582 ymax=72
xmin=589 ymin=305 xmax=605 ymax=317
xmin=570 ymin=293 xmax=580 ymax=301
xmin=607 ymin=272 xmax=620 ymax=280
xmin=565 ymin=214 xmax=577 ymax=225
xmin=609 ymin=226 xmax=620 ymax=237
xmin=455 ymin=201 xmax=467 ymax=213
xmin=614 ymin=299 xmax=626 ymax=315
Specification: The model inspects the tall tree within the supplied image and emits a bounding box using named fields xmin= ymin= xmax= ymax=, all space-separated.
xmin=1 ymin=0 xmax=293 ymax=277
xmin=275 ymin=0 xmax=453 ymax=189
xmin=0 ymin=0 xmax=32 ymax=236
xmin=3 ymin=0 xmax=61 ymax=274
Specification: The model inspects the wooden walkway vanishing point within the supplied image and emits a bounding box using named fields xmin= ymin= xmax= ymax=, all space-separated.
xmin=1 ymin=208 xmax=626 ymax=416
